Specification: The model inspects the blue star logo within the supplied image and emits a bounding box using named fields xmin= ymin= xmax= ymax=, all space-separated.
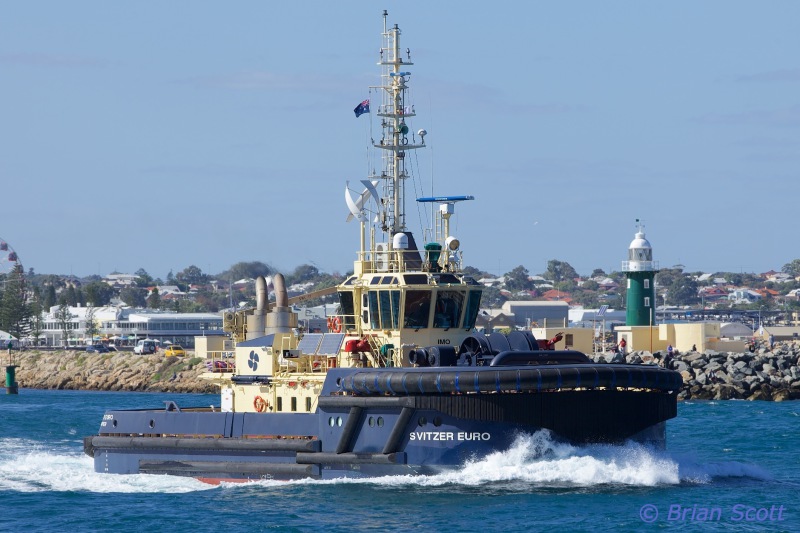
xmin=248 ymin=350 xmax=259 ymax=371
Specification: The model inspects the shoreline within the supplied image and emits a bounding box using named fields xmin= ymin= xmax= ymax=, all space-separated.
xmin=4 ymin=344 xmax=800 ymax=400
xmin=5 ymin=350 xmax=216 ymax=394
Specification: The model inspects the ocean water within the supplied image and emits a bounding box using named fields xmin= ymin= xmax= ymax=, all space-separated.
xmin=1 ymin=390 xmax=798 ymax=532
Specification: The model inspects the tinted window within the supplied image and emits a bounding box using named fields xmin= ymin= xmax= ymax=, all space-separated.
xmin=404 ymin=274 xmax=428 ymax=285
xmin=404 ymin=290 xmax=431 ymax=328
xmin=433 ymin=290 xmax=464 ymax=328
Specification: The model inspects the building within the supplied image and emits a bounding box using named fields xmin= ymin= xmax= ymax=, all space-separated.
xmin=39 ymin=305 xmax=223 ymax=348
xmin=499 ymin=300 xmax=569 ymax=328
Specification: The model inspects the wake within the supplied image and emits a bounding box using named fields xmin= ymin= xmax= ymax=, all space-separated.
xmin=0 ymin=432 xmax=771 ymax=493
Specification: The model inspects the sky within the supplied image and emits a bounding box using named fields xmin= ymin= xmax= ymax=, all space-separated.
xmin=2 ymin=1 xmax=799 ymax=281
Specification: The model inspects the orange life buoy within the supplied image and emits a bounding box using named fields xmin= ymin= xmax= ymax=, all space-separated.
xmin=328 ymin=316 xmax=342 ymax=333
xmin=253 ymin=395 xmax=268 ymax=413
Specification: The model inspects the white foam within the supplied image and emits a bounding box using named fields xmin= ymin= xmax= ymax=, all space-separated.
xmin=0 ymin=438 xmax=213 ymax=493
xmin=1 ymin=432 xmax=771 ymax=493
xmin=241 ymin=431 xmax=772 ymax=489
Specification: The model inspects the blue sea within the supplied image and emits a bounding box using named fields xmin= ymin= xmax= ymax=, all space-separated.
xmin=1 ymin=390 xmax=798 ymax=532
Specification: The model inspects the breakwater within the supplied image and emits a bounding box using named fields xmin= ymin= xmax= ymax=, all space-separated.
xmin=5 ymin=343 xmax=800 ymax=400
xmin=596 ymin=340 xmax=800 ymax=401
xmin=5 ymin=350 xmax=216 ymax=393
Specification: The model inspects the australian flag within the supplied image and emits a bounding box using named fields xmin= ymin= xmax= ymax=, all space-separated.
xmin=354 ymin=99 xmax=370 ymax=118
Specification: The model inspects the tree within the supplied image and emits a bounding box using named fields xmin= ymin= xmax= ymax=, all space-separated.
xmin=659 ymin=269 xmax=699 ymax=306
xmin=286 ymin=264 xmax=320 ymax=285
xmin=217 ymin=261 xmax=274 ymax=282
xmin=55 ymin=303 xmax=74 ymax=348
xmin=42 ymin=284 xmax=57 ymax=311
xmin=591 ymin=268 xmax=607 ymax=279
xmin=120 ymin=287 xmax=147 ymax=307
xmin=504 ymin=265 xmax=533 ymax=292
xmin=0 ymin=266 xmax=30 ymax=340
xmin=135 ymin=268 xmax=154 ymax=288
xmin=65 ymin=285 xmax=78 ymax=306
xmin=84 ymin=280 xmax=114 ymax=306
xmin=782 ymin=259 xmax=800 ymax=278
xmin=582 ymin=280 xmax=599 ymax=291
xmin=147 ymin=287 xmax=162 ymax=309
xmin=176 ymin=265 xmax=208 ymax=285
xmin=84 ymin=307 xmax=99 ymax=342
xmin=543 ymin=259 xmax=579 ymax=284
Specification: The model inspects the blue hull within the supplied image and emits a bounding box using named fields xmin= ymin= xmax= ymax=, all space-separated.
xmin=85 ymin=366 xmax=677 ymax=481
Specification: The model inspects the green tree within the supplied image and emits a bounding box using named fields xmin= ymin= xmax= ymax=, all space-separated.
xmin=660 ymin=269 xmax=699 ymax=306
xmin=135 ymin=268 xmax=154 ymax=287
xmin=581 ymin=279 xmax=599 ymax=291
xmin=120 ymin=287 xmax=147 ymax=307
xmin=286 ymin=264 xmax=320 ymax=285
xmin=64 ymin=285 xmax=78 ymax=306
xmin=591 ymin=268 xmax=607 ymax=279
xmin=84 ymin=307 xmax=99 ymax=341
xmin=0 ymin=266 xmax=30 ymax=340
xmin=84 ymin=280 xmax=114 ymax=306
xmin=782 ymin=259 xmax=800 ymax=278
xmin=42 ymin=284 xmax=57 ymax=311
xmin=55 ymin=303 xmax=74 ymax=348
xmin=146 ymin=287 xmax=162 ymax=309
xmin=543 ymin=259 xmax=579 ymax=284
xmin=176 ymin=265 xmax=208 ymax=285
xmin=217 ymin=261 xmax=274 ymax=282
xmin=504 ymin=265 xmax=533 ymax=292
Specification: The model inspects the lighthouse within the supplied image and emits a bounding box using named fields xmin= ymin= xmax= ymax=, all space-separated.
xmin=622 ymin=220 xmax=658 ymax=326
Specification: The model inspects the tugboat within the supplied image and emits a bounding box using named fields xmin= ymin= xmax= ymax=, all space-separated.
xmin=84 ymin=12 xmax=682 ymax=481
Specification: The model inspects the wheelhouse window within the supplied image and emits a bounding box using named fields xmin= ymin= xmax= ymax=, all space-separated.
xmin=403 ymin=290 xmax=431 ymax=329
xmin=367 ymin=290 xmax=401 ymax=330
xmin=338 ymin=291 xmax=355 ymax=331
xmin=433 ymin=290 xmax=464 ymax=329
xmin=463 ymin=290 xmax=482 ymax=329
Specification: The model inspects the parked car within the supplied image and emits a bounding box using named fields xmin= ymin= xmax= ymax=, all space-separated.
xmin=86 ymin=344 xmax=109 ymax=353
xmin=164 ymin=345 xmax=186 ymax=357
xmin=133 ymin=340 xmax=157 ymax=355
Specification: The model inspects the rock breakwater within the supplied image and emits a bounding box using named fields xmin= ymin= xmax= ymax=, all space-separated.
xmin=596 ymin=340 xmax=800 ymax=401
xmin=6 ymin=350 xmax=216 ymax=393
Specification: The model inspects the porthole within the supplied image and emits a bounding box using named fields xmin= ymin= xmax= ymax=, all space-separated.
xmin=433 ymin=416 xmax=442 ymax=427
xmin=148 ymin=419 xmax=155 ymax=428
xmin=112 ymin=420 xmax=118 ymax=427
xmin=337 ymin=416 xmax=343 ymax=427
xmin=368 ymin=416 xmax=375 ymax=427
xmin=328 ymin=417 xmax=335 ymax=427
xmin=417 ymin=417 xmax=427 ymax=427
xmin=377 ymin=417 xmax=384 ymax=427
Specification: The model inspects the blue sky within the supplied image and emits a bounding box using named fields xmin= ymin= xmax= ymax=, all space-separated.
xmin=2 ymin=1 xmax=798 ymax=280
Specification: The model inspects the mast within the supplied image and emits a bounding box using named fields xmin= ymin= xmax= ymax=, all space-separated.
xmin=373 ymin=10 xmax=425 ymax=238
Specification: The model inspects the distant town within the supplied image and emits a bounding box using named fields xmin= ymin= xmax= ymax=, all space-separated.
xmin=1 ymin=258 xmax=799 ymax=348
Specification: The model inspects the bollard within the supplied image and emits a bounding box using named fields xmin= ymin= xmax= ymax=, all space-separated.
xmin=5 ymin=365 xmax=18 ymax=394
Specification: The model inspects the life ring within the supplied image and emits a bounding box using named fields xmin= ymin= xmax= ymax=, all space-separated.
xmin=328 ymin=316 xmax=342 ymax=333
xmin=253 ymin=395 xmax=269 ymax=413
